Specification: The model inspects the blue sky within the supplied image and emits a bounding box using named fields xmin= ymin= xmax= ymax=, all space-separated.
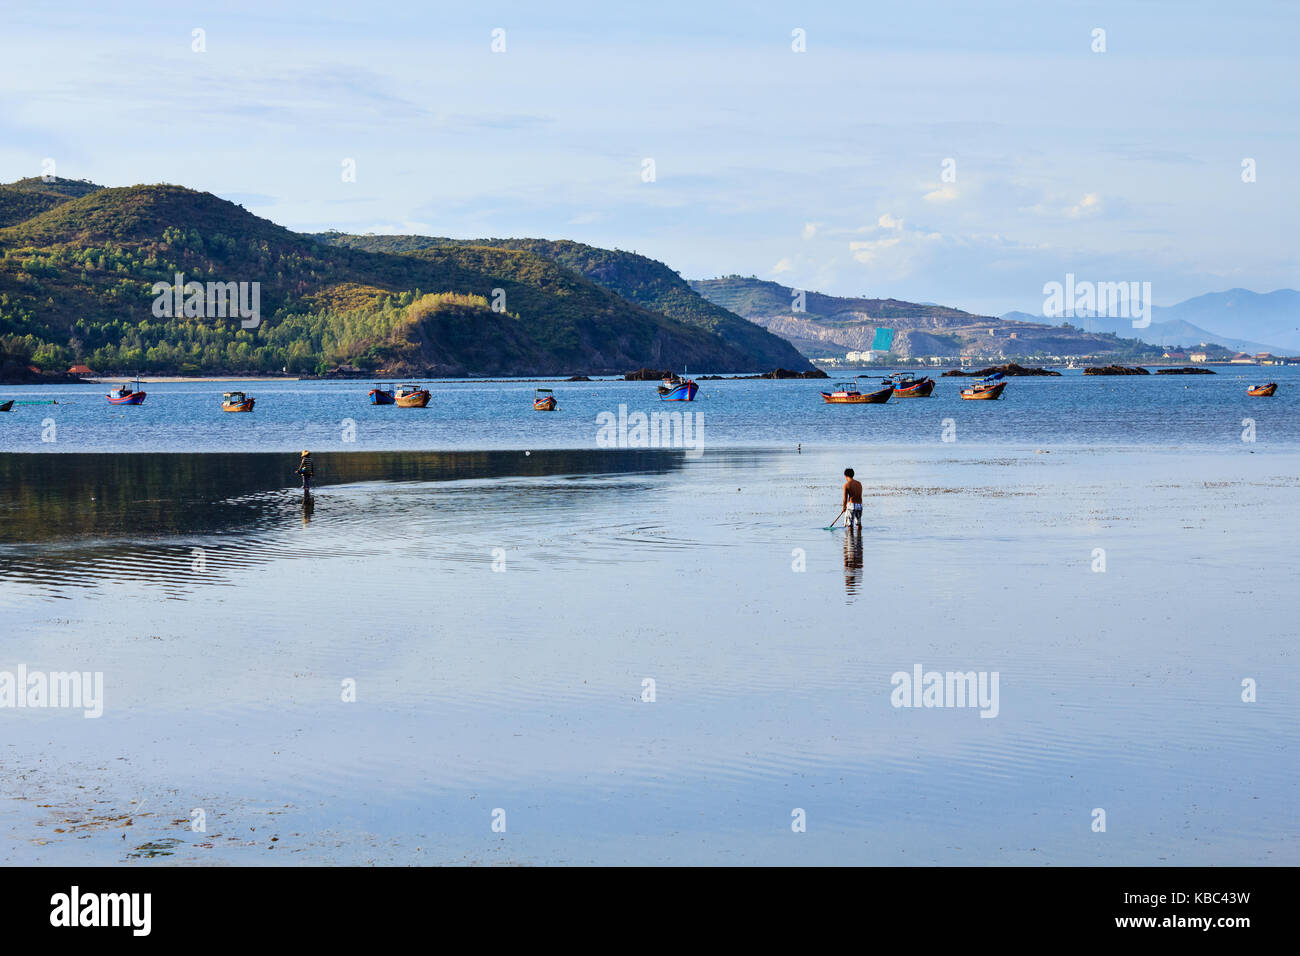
xmin=2 ymin=0 xmax=1296 ymax=315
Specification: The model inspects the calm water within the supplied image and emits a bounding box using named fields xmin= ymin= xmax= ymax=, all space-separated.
xmin=1 ymin=446 xmax=1296 ymax=865
xmin=1 ymin=367 xmax=1297 ymax=452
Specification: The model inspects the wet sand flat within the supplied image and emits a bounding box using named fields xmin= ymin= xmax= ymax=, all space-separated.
xmin=1 ymin=445 xmax=1296 ymax=865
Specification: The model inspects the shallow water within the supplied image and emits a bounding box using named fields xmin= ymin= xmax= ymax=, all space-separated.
xmin=1 ymin=445 xmax=1296 ymax=865
xmin=2 ymin=367 xmax=1298 ymax=452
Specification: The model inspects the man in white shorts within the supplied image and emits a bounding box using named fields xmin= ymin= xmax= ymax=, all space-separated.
xmin=842 ymin=467 xmax=863 ymax=530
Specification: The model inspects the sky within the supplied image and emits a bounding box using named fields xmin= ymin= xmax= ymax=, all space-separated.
xmin=1 ymin=0 xmax=1296 ymax=316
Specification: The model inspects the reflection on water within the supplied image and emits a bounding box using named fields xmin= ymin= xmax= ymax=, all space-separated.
xmin=0 ymin=449 xmax=683 ymax=543
xmin=0 ymin=449 xmax=686 ymax=597
xmin=1 ymin=445 xmax=1296 ymax=865
xmin=842 ymin=525 xmax=864 ymax=597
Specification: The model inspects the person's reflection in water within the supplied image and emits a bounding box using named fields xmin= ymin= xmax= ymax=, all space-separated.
xmin=843 ymin=523 xmax=864 ymax=595
xmin=301 ymin=490 xmax=314 ymax=527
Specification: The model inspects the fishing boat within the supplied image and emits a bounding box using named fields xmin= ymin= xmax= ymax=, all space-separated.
xmin=395 ymin=384 xmax=431 ymax=407
xmin=0 ymin=400 xmax=12 ymax=412
xmin=368 ymin=383 xmax=396 ymax=405
xmin=533 ymin=388 xmax=558 ymax=411
xmin=961 ymin=374 xmax=1007 ymax=400
xmin=221 ymin=390 xmax=255 ymax=412
xmin=889 ymin=373 xmax=935 ymax=397
xmin=657 ymin=376 xmax=699 ymax=402
xmin=1247 ymin=383 xmax=1277 ymax=397
xmin=107 ymin=377 xmax=147 ymax=405
xmin=821 ymin=379 xmax=893 ymax=404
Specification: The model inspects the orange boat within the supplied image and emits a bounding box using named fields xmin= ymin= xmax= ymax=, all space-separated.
xmin=221 ymin=390 xmax=255 ymax=412
xmin=821 ymin=380 xmax=893 ymax=404
xmin=961 ymin=381 xmax=1006 ymax=400
xmin=1247 ymin=383 xmax=1277 ymax=397
xmin=533 ymin=388 xmax=558 ymax=411
xmin=395 ymin=384 xmax=431 ymax=407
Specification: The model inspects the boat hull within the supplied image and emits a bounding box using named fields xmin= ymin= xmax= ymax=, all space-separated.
xmin=221 ymin=399 xmax=255 ymax=412
xmin=659 ymin=381 xmax=698 ymax=402
xmin=0 ymin=400 xmax=12 ymax=412
xmin=107 ymin=391 xmax=146 ymax=405
xmin=961 ymin=382 xmax=1006 ymax=400
xmin=892 ymin=379 xmax=934 ymax=397
xmin=369 ymin=390 xmax=395 ymax=405
xmin=395 ymin=390 xmax=431 ymax=407
xmin=822 ymin=386 xmax=893 ymax=404
xmin=533 ymin=397 xmax=558 ymax=411
xmin=1247 ymin=384 xmax=1277 ymax=397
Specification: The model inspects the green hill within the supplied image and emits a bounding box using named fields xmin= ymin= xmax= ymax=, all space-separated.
xmin=0 ymin=180 xmax=807 ymax=377
xmin=0 ymin=177 xmax=104 ymax=229
xmin=316 ymin=234 xmax=811 ymax=371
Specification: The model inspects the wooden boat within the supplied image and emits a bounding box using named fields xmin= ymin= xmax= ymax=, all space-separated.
xmin=961 ymin=380 xmax=1006 ymax=400
xmin=821 ymin=380 xmax=893 ymax=404
xmin=369 ymin=383 xmax=396 ymax=405
xmin=533 ymin=388 xmax=558 ymax=411
xmin=1247 ymin=383 xmax=1277 ymax=397
xmin=395 ymin=384 xmax=431 ymax=407
xmin=107 ymin=377 xmax=147 ymax=405
xmin=0 ymin=400 xmax=12 ymax=412
xmin=658 ymin=378 xmax=698 ymax=402
xmin=221 ymin=390 xmax=255 ymax=412
xmin=889 ymin=374 xmax=935 ymax=397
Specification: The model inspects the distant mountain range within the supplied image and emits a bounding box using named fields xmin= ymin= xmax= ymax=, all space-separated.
xmin=1003 ymin=288 xmax=1299 ymax=355
xmin=2 ymin=176 xmax=1290 ymax=377
xmin=692 ymin=276 xmax=1150 ymax=360
xmin=0 ymin=178 xmax=809 ymax=377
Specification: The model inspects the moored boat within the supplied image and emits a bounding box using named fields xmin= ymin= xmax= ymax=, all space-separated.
xmin=1247 ymin=383 xmax=1277 ymax=397
xmin=658 ymin=378 xmax=698 ymax=402
xmin=221 ymin=390 xmax=255 ymax=412
xmin=533 ymin=388 xmax=558 ymax=411
xmin=0 ymin=400 xmax=12 ymax=412
xmin=369 ymin=383 xmax=396 ymax=405
xmin=821 ymin=380 xmax=893 ymax=404
xmin=961 ymin=378 xmax=1006 ymax=400
xmin=889 ymin=373 xmax=935 ymax=397
xmin=395 ymin=384 xmax=431 ymax=407
xmin=107 ymin=377 xmax=147 ymax=405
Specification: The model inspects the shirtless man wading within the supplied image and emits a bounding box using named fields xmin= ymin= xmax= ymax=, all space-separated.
xmin=842 ymin=468 xmax=863 ymax=529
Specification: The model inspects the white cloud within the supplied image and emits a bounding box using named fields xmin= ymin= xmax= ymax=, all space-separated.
xmin=848 ymin=237 xmax=902 ymax=264
xmin=802 ymin=222 xmax=819 ymax=240
xmin=772 ymin=256 xmax=794 ymax=273
xmin=923 ymin=184 xmax=959 ymax=202
xmin=1066 ymin=193 xmax=1101 ymax=217
xmin=877 ymin=213 xmax=904 ymax=230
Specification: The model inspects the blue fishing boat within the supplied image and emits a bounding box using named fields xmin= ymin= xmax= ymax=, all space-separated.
xmin=657 ymin=373 xmax=699 ymax=401
xmin=369 ymin=383 xmax=396 ymax=405
xmin=107 ymin=377 xmax=147 ymax=405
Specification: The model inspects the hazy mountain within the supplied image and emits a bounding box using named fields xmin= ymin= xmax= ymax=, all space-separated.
xmin=1003 ymin=291 xmax=1297 ymax=355
xmin=694 ymin=276 xmax=1148 ymax=360
xmin=1153 ymin=289 xmax=1300 ymax=352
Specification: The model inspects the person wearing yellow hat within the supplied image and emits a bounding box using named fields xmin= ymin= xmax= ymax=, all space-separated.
xmin=296 ymin=449 xmax=314 ymax=491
